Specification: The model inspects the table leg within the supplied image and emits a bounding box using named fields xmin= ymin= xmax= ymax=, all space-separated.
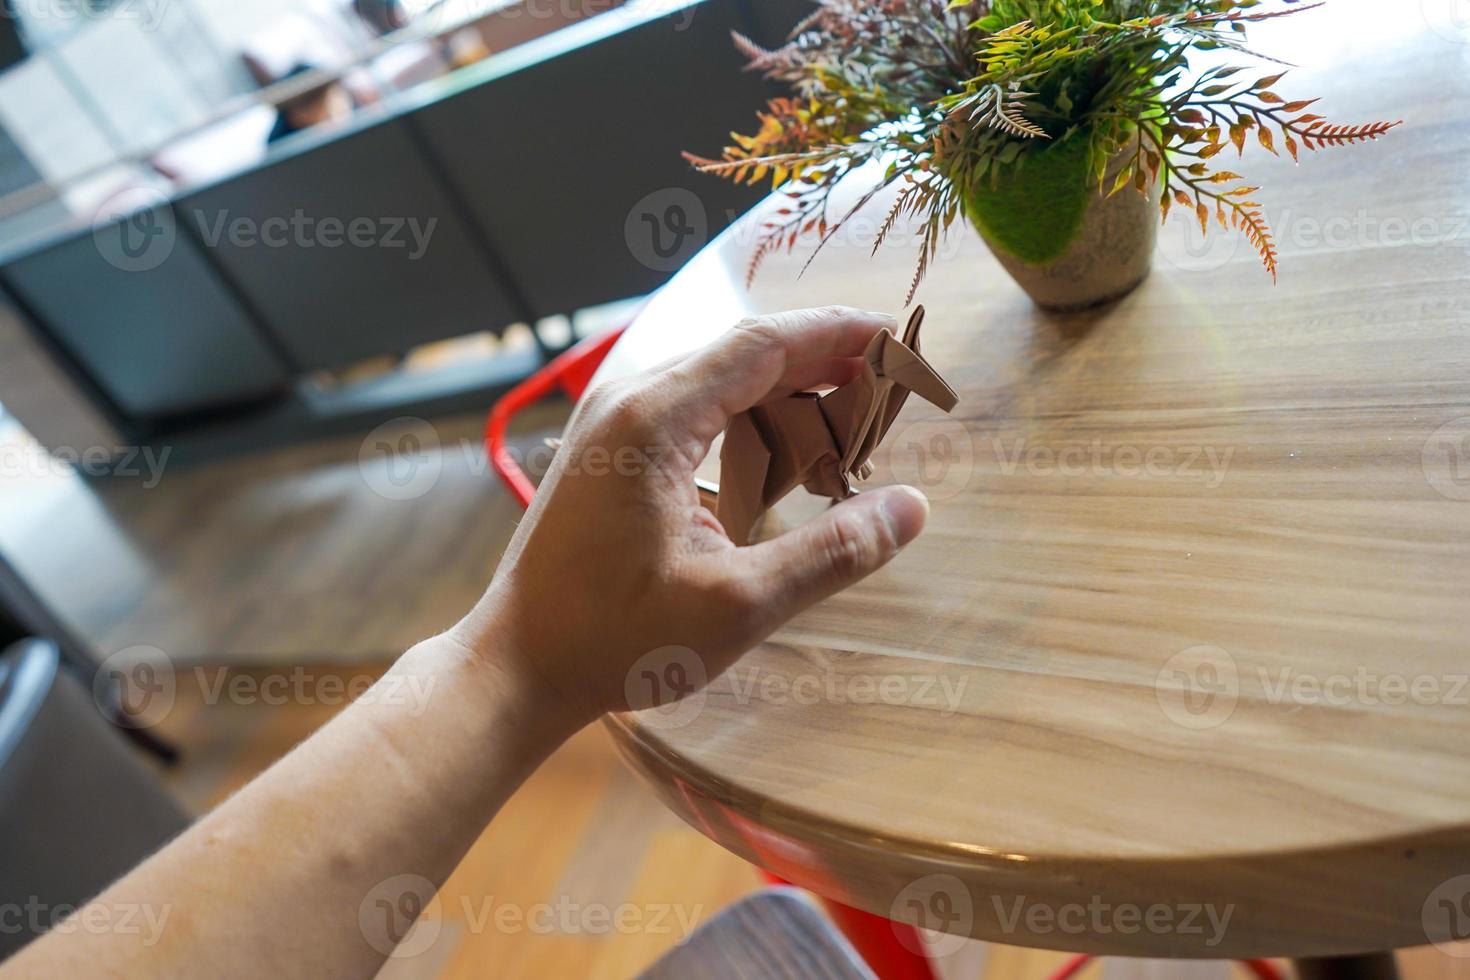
xmin=1292 ymin=954 xmax=1399 ymax=980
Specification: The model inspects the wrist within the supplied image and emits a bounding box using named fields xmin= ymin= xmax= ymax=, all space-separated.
xmin=442 ymin=605 xmax=591 ymax=745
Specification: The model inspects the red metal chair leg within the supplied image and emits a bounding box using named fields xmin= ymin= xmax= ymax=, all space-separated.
xmin=759 ymin=871 xmax=937 ymax=980
xmin=819 ymin=897 xmax=940 ymax=980
xmin=1051 ymin=954 xmax=1094 ymax=979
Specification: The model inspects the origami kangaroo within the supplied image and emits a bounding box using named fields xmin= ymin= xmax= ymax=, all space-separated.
xmin=710 ymin=306 xmax=959 ymax=546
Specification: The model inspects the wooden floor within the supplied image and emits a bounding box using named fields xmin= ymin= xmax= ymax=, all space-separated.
xmin=151 ymin=666 xmax=1470 ymax=980
xmin=0 ymin=404 xmax=570 ymax=666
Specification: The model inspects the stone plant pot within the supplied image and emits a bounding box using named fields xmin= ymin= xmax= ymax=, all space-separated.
xmin=965 ymin=129 xmax=1161 ymax=311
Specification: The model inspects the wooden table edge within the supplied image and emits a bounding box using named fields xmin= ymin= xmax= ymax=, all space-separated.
xmin=605 ymin=713 xmax=1469 ymax=959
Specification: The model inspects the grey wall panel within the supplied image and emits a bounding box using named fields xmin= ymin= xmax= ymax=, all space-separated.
xmin=1 ymin=210 xmax=288 ymax=422
xmin=412 ymin=0 xmax=785 ymax=318
xmin=176 ymin=118 xmax=526 ymax=371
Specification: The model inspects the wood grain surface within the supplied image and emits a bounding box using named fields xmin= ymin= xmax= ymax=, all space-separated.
xmin=595 ymin=3 xmax=1470 ymax=960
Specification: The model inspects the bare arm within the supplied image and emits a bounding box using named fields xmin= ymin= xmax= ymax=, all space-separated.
xmin=4 ymin=307 xmax=929 ymax=980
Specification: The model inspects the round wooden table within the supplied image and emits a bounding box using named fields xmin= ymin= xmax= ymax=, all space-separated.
xmin=594 ymin=14 xmax=1470 ymax=973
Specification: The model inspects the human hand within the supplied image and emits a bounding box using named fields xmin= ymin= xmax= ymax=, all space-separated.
xmin=457 ymin=307 xmax=932 ymax=732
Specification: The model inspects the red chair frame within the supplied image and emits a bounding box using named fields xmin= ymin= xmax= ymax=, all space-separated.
xmin=484 ymin=324 xmax=628 ymax=507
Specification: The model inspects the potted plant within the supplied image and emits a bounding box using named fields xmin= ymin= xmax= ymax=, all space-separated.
xmin=686 ymin=0 xmax=1400 ymax=310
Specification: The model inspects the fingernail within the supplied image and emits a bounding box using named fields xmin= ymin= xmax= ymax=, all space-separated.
xmin=878 ymin=485 xmax=929 ymax=548
xmin=867 ymin=310 xmax=899 ymax=329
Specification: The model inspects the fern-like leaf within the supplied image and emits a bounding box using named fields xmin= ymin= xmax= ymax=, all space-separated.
xmin=1306 ymin=120 xmax=1402 ymax=146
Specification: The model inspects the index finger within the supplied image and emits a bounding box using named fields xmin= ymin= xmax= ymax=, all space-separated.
xmin=655 ymin=306 xmax=897 ymax=448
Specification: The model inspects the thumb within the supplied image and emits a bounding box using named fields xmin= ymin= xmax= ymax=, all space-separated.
xmin=737 ymin=485 xmax=930 ymax=624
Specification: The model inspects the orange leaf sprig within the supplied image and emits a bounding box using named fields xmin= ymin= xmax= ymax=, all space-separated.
xmin=1116 ymin=64 xmax=1402 ymax=280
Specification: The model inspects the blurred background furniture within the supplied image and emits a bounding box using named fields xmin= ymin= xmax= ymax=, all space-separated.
xmin=0 ymin=638 xmax=189 ymax=959
xmin=0 ymin=0 xmax=814 ymax=464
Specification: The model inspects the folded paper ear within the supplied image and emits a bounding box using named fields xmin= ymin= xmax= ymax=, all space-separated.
xmin=902 ymin=305 xmax=926 ymax=348
xmin=876 ymin=333 xmax=959 ymax=413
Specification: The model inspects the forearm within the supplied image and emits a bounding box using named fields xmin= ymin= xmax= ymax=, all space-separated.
xmin=4 ymin=633 xmax=575 ymax=980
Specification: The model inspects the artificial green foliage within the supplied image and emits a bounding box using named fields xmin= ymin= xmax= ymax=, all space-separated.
xmin=686 ymin=0 xmax=1400 ymax=301
xmin=963 ymin=125 xmax=1095 ymax=264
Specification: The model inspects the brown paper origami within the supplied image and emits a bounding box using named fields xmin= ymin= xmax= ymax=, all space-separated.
xmin=707 ymin=305 xmax=959 ymax=546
